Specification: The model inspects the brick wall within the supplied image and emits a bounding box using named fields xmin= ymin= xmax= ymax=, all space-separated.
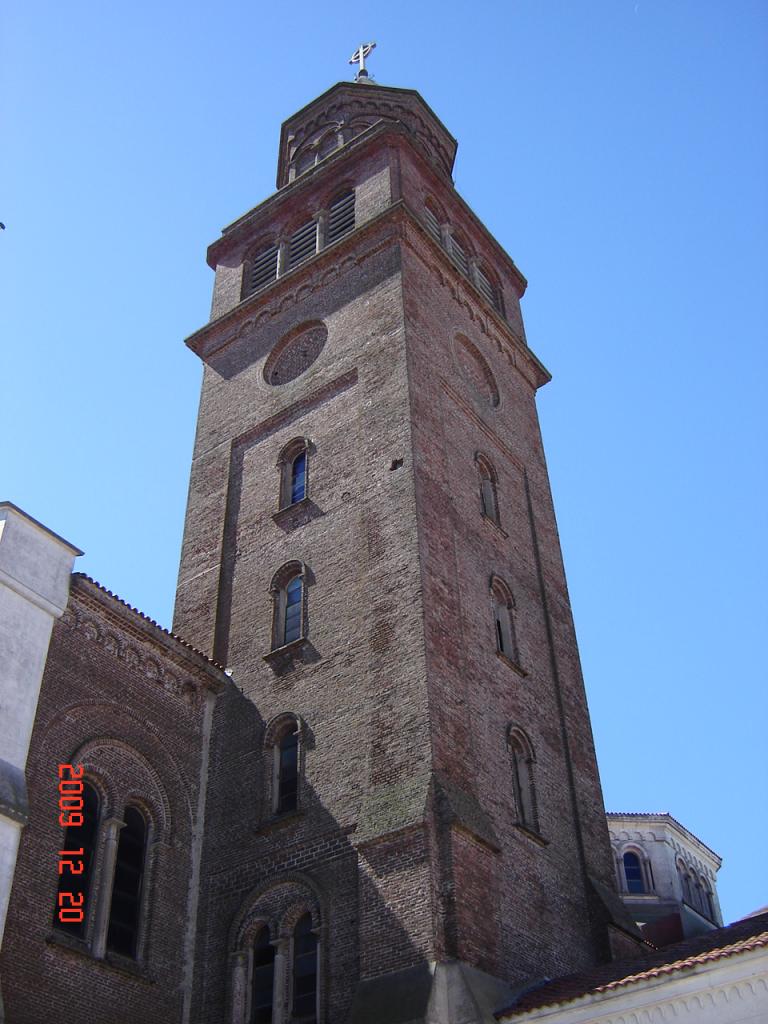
xmin=0 ymin=577 xmax=224 ymax=1024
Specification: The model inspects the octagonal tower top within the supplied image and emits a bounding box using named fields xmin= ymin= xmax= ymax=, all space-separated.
xmin=276 ymin=81 xmax=458 ymax=189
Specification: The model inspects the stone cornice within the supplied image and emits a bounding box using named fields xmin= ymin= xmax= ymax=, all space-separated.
xmin=207 ymin=117 xmax=527 ymax=304
xmin=188 ymin=202 xmax=549 ymax=392
xmin=607 ymin=813 xmax=722 ymax=869
xmin=187 ymin=206 xmax=400 ymax=362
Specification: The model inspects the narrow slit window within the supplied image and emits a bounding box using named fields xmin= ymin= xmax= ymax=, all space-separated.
xmin=288 ymin=220 xmax=318 ymax=270
xmin=277 ymin=728 xmax=299 ymax=814
xmin=508 ymin=730 xmax=538 ymax=833
xmin=326 ymin=190 xmax=355 ymax=245
xmin=292 ymin=913 xmax=318 ymax=1022
xmin=106 ymin=806 xmax=146 ymax=959
xmin=481 ymin=477 xmax=496 ymax=518
xmin=252 ymin=927 xmax=276 ymax=1023
xmin=54 ymin=781 xmax=99 ymax=939
xmin=283 ymin=577 xmax=303 ymax=645
xmin=477 ymin=455 xmax=499 ymax=524
xmin=290 ymin=451 xmax=307 ymax=505
xmin=492 ymin=579 xmax=518 ymax=664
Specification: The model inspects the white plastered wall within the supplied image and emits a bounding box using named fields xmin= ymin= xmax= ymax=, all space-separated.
xmin=0 ymin=503 xmax=81 ymax=947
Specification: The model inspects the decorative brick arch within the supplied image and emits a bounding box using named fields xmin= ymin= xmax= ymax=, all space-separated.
xmin=230 ymin=873 xmax=325 ymax=953
xmin=37 ymin=701 xmax=193 ymax=843
xmin=227 ymin=874 xmax=326 ymax=1024
xmin=455 ymin=333 xmax=500 ymax=408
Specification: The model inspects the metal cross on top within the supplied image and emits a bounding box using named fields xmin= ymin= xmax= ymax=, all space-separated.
xmin=349 ymin=42 xmax=376 ymax=80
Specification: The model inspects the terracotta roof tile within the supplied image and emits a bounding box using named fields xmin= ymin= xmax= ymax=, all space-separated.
xmin=72 ymin=573 xmax=226 ymax=672
xmin=496 ymin=912 xmax=768 ymax=1019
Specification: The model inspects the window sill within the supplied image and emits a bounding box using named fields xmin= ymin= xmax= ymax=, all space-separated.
xmin=255 ymin=808 xmax=305 ymax=835
xmin=263 ymin=637 xmax=308 ymax=667
xmin=272 ymin=497 xmax=313 ymax=529
xmin=46 ymin=931 xmax=153 ymax=981
xmin=514 ymin=823 xmax=548 ymax=846
xmin=481 ymin=513 xmax=508 ymax=538
xmin=496 ymin=651 xmax=527 ymax=677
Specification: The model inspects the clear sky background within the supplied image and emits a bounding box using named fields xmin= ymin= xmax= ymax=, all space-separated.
xmin=3 ymin=1 xmax=766 ymax=925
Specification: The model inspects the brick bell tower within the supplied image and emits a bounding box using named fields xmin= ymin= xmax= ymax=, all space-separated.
xmin=174 ymin=69 xmax=640 ymax=1024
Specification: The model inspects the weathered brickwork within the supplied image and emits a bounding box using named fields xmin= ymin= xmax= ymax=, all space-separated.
xmin=2 ymin=80 xmax=639 ymax=1024
xmin=172 ymin=81 xmax=633 ymax=1022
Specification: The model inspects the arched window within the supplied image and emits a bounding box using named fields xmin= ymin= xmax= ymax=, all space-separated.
xmin=230 ymin=882 xmax=322 ymax=1024
xmin=270 ymin=563 xmax=307 ymax=650
xmin=107 ymin=805 xmax=147 ymax=958
xmin=507 ymin=727 xmax=538 ymax=833
xmin=326 ymin=189 xmax=355 ymax=246
xmin=491 ymin=576 xmax=519 ymax=665
xmin=622 ymin=851 xmax=645 ymax=893
xmin=677 ymin=860 xmax=693 ymax=905
xmin=475 ymin=453 xmax=500 ymax=524
xmin=276 ymin=726 xmax=299 ymax=814
xmin=252 ymin=926 xmax=276 ymax=1023
xmin=277 ymin=438 xmax=310 ymax=510
xmin=292 ymin=913 xmax=318 ymax=1022
xmin=54 ymin=780 xmax=100 ymax=939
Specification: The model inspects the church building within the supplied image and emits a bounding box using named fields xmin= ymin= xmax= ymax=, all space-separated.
xmin=2 ymin=65 xmax=766 ymax=1024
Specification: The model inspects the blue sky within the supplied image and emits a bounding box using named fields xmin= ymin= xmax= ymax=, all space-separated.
xmin=3 ymin=1 xmax=766 ymax=924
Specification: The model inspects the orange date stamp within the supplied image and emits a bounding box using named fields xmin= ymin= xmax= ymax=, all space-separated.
xmin=56 ymin=764 xmax=85 ymax=924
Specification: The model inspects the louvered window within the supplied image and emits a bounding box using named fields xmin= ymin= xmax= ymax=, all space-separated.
xmin=450 ymin=237 xmax=469 ymax=276
xmin=326 ymin=191 xmax=355 ymax=246
xmin=475 ymin=266 xmax=500 ymax=310
xmin=424 ymin=204 xmax=442 ymax=244
xmin=288 ymin=220 xmax=318 ymax=270
xmin=249 ymin=245 xmax=279 ymax=295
